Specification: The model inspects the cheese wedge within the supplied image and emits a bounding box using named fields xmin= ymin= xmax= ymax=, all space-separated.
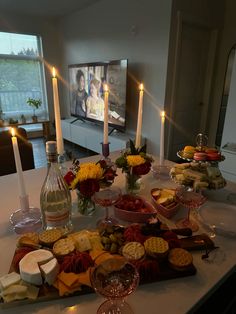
xmin=40 ymin=258 xmax=59 ymax=285
xmin=19 ymin=249 xmax=54 ymax=285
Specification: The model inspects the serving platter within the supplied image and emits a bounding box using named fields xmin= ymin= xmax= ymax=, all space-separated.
xmin=0 ymin=224 xmax=216 ymax=309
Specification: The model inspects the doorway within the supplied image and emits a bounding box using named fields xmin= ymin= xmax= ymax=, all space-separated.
xmin=166 ymin=12 xmax=218 ymax=161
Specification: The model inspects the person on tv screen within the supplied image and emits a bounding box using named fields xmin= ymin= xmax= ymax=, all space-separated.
xmin=86 ymin=78 xmax=104 ymax=120
xmin=71 ymin=69 xmax=88 ymax=117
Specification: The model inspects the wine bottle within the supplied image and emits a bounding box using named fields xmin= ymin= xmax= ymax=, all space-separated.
xmin=40 ymin=141 xmax=73 ymax=233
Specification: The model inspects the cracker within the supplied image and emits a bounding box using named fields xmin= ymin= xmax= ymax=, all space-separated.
xmin=122 ymin=242 xmax=145 ymax=260
xmin=17 ymin=232 xmax=40 ymax=249
xmin=168 ymin=248 xmax=193 ymax=271
xmin=144 ymin=237 xmax=169 ymax=258
xmin=53 ymin=238 xmax=75 ymax=256
xmin=18 ymin=232 xmax=39 ymax=244
xmin=39 ymin=229 xmax=62 ymax=246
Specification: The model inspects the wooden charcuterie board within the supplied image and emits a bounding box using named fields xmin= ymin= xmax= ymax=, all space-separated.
xmin=0 ymin=232 xmax=216 ymax=308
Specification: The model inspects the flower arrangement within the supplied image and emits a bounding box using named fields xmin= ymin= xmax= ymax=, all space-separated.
xmin=64 ymin=159 xmax=117 ymax=214
xmin=116 ymin=140 xmax=153 ymax=193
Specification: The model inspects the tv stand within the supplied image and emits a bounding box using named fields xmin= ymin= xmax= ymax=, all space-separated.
xmin=108 ymin=127 xmax=119 ymax=136
xmin=70 ymin=117 xmax=85 ymax=124
xmin=61 ymin=118 xmax=132 ymax=154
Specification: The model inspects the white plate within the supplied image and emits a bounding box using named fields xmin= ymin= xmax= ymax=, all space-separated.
xmin=199 ymin=202 xmax=236 ymax=237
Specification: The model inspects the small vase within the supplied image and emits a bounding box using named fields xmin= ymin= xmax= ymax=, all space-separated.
xmin=32 ymin=115 xmax=38 ymax=123
xmin=125 ymin=172 xmax=142 ymax=194
xmin=76 ymin=190 xmax=95 ymax=216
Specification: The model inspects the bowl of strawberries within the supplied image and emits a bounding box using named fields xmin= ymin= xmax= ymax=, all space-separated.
xmin=114 ymin=194 xmax=157 ymax=223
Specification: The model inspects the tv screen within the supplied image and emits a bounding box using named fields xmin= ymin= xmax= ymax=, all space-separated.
xmin=68 ymin=59 xmax=127 ymax=130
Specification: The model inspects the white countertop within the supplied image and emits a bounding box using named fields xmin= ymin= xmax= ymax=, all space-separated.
xmin=0 ymin=152 xmax=236 ymax=314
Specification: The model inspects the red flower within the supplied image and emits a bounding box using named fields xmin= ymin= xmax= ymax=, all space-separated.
xmin=104 ymin=168 xmax=117 ymax=181
xmin=79 ymin=179 xmax=100 ymax=197
xmin=133 ymin=161 xmax=151 ymax=176
xmin=98 ymin=160 xmax=107 ymax=169
xmin=64 ymin=171 xmax=75 ymax=186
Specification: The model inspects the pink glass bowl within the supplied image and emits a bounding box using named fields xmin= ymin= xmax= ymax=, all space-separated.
xmin=114 ymin=196 xmax=157 ymax=223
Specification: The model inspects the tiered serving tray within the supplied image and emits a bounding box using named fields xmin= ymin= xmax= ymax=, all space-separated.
xmin=177 ymin=150 xmax=225 ymax=163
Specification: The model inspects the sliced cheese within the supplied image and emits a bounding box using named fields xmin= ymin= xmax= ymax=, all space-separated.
xmin=26 ymin=284 xmax=39 ymax=300
xmin=19 ymin=249 xmax=54 ymax=285
xmin=70 ymin=233 xmax=91 ymax=251
xmin=162 ymin=189 xmax=176 ymax=196
xmin=0 ymin=272 xmax=21 ymax=291
xmin=0 ymin=284 xmax=28 ymax=303
xmin=40 ymin=258 xmax=59 ymax=285
xmin=2 ymin=291 xmax=27 ymax=303
xmin=0 ymin=284 xmax=27 ymax=296
xmin=89 ymin=235 xmax=103 ymax=251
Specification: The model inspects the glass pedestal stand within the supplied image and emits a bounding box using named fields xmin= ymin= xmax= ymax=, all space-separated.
xmin=10 ymin=195 xmax=41 ymax=234
xmin=151 ymin=163 xmax=170 ymax=180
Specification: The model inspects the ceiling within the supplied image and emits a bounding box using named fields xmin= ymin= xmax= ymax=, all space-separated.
xmin=0 ymin=0 xmax=100 ymax=17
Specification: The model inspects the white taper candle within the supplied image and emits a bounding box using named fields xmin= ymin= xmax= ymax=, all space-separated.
xmin=160 ymin=110 xmax=165 ymax=166
xmin=11 ymin=128 xmax=27 ymax=198
xmin=52 ymin=67 xmax=64 ymax=155
xmin=135 ymin=83 xmax=144 ymax=148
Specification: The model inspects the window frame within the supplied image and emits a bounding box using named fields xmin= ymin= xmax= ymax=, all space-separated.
xmin=0 ymin=31 xmax=48 ymax=122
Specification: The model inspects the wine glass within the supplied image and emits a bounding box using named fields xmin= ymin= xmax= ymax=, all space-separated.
xmin=94 ymin=186 xmax=121 ymax=228
xmin=175 ymin=187 xmax=206 ymax=232
xmin=91 ymin=258 xmax=139 ymax=314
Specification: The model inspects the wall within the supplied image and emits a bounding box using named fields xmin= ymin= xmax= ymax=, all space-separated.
xmin=0 ymin=10 xmax=62 ymax=125
xmin=59 ymin=0 xmax=172 ymax=155
xmin=209 ymin=0 xmax=236 ymax=145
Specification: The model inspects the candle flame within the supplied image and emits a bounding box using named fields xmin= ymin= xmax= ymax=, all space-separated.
xmin=11 ymin=127 xmax=15 ymax=137
xmin=161 ymin=110 xmax=165 ymax=118
xmin=103 ymin=84 xmax=109 ymax=92
xmin=139 ymin=83 xmax=144 ymax=91
xmin=52 ymin=67 xmax=56 ymax=78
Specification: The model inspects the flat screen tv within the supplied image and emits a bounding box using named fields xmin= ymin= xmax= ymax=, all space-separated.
xmin=68 ymin=59 xmax=128 ymax=131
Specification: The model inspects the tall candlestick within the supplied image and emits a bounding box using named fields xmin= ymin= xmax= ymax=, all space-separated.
xmin=11 ymin=128 xmax=27 ymax=198
xmin=103 ymin=84 xmax=109 ymax=145
xmin=52 ymin=67 xmax=64 ymax=155
xmin=135 ymin=83 xmax=144 ymax=148
xmin=160 ymin=110 xmax=165 ymax=166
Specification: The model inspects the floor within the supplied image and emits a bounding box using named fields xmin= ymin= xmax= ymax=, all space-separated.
xmin=29 ymin=138 xmax=97 ymax=169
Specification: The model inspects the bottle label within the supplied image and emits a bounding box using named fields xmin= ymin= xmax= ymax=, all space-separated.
xmin=45 ymin=209 xmax=70 ymax=228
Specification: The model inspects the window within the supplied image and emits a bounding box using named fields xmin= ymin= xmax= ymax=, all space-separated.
xmin=0 ymin=31 xmax=48 ymax=122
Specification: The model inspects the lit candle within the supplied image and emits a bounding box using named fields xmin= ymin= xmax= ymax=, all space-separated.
xmin=11 ymin=128 xmax=27 ymax=198
xmin=135 ymin=83 xmax=144 ymax=148
xmin=160 ymin=110 xmax=165 ymax=166
xmin=52 ymin=67 xmax=64 ymax=155
xmin=103 ymin=84 xmax=109 ymax=144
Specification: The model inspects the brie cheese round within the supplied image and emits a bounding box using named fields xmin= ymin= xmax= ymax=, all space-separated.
xmin=19 ymin=249 xmax=55 ymax=286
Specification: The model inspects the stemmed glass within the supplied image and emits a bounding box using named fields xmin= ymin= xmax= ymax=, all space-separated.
xmin=175 ymin=187 xmax=206 ymax=232
xmin=94 ymin=186 xmax=121 ymax=228
xmin=91 ymin=258 xmax=139 ymax=314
